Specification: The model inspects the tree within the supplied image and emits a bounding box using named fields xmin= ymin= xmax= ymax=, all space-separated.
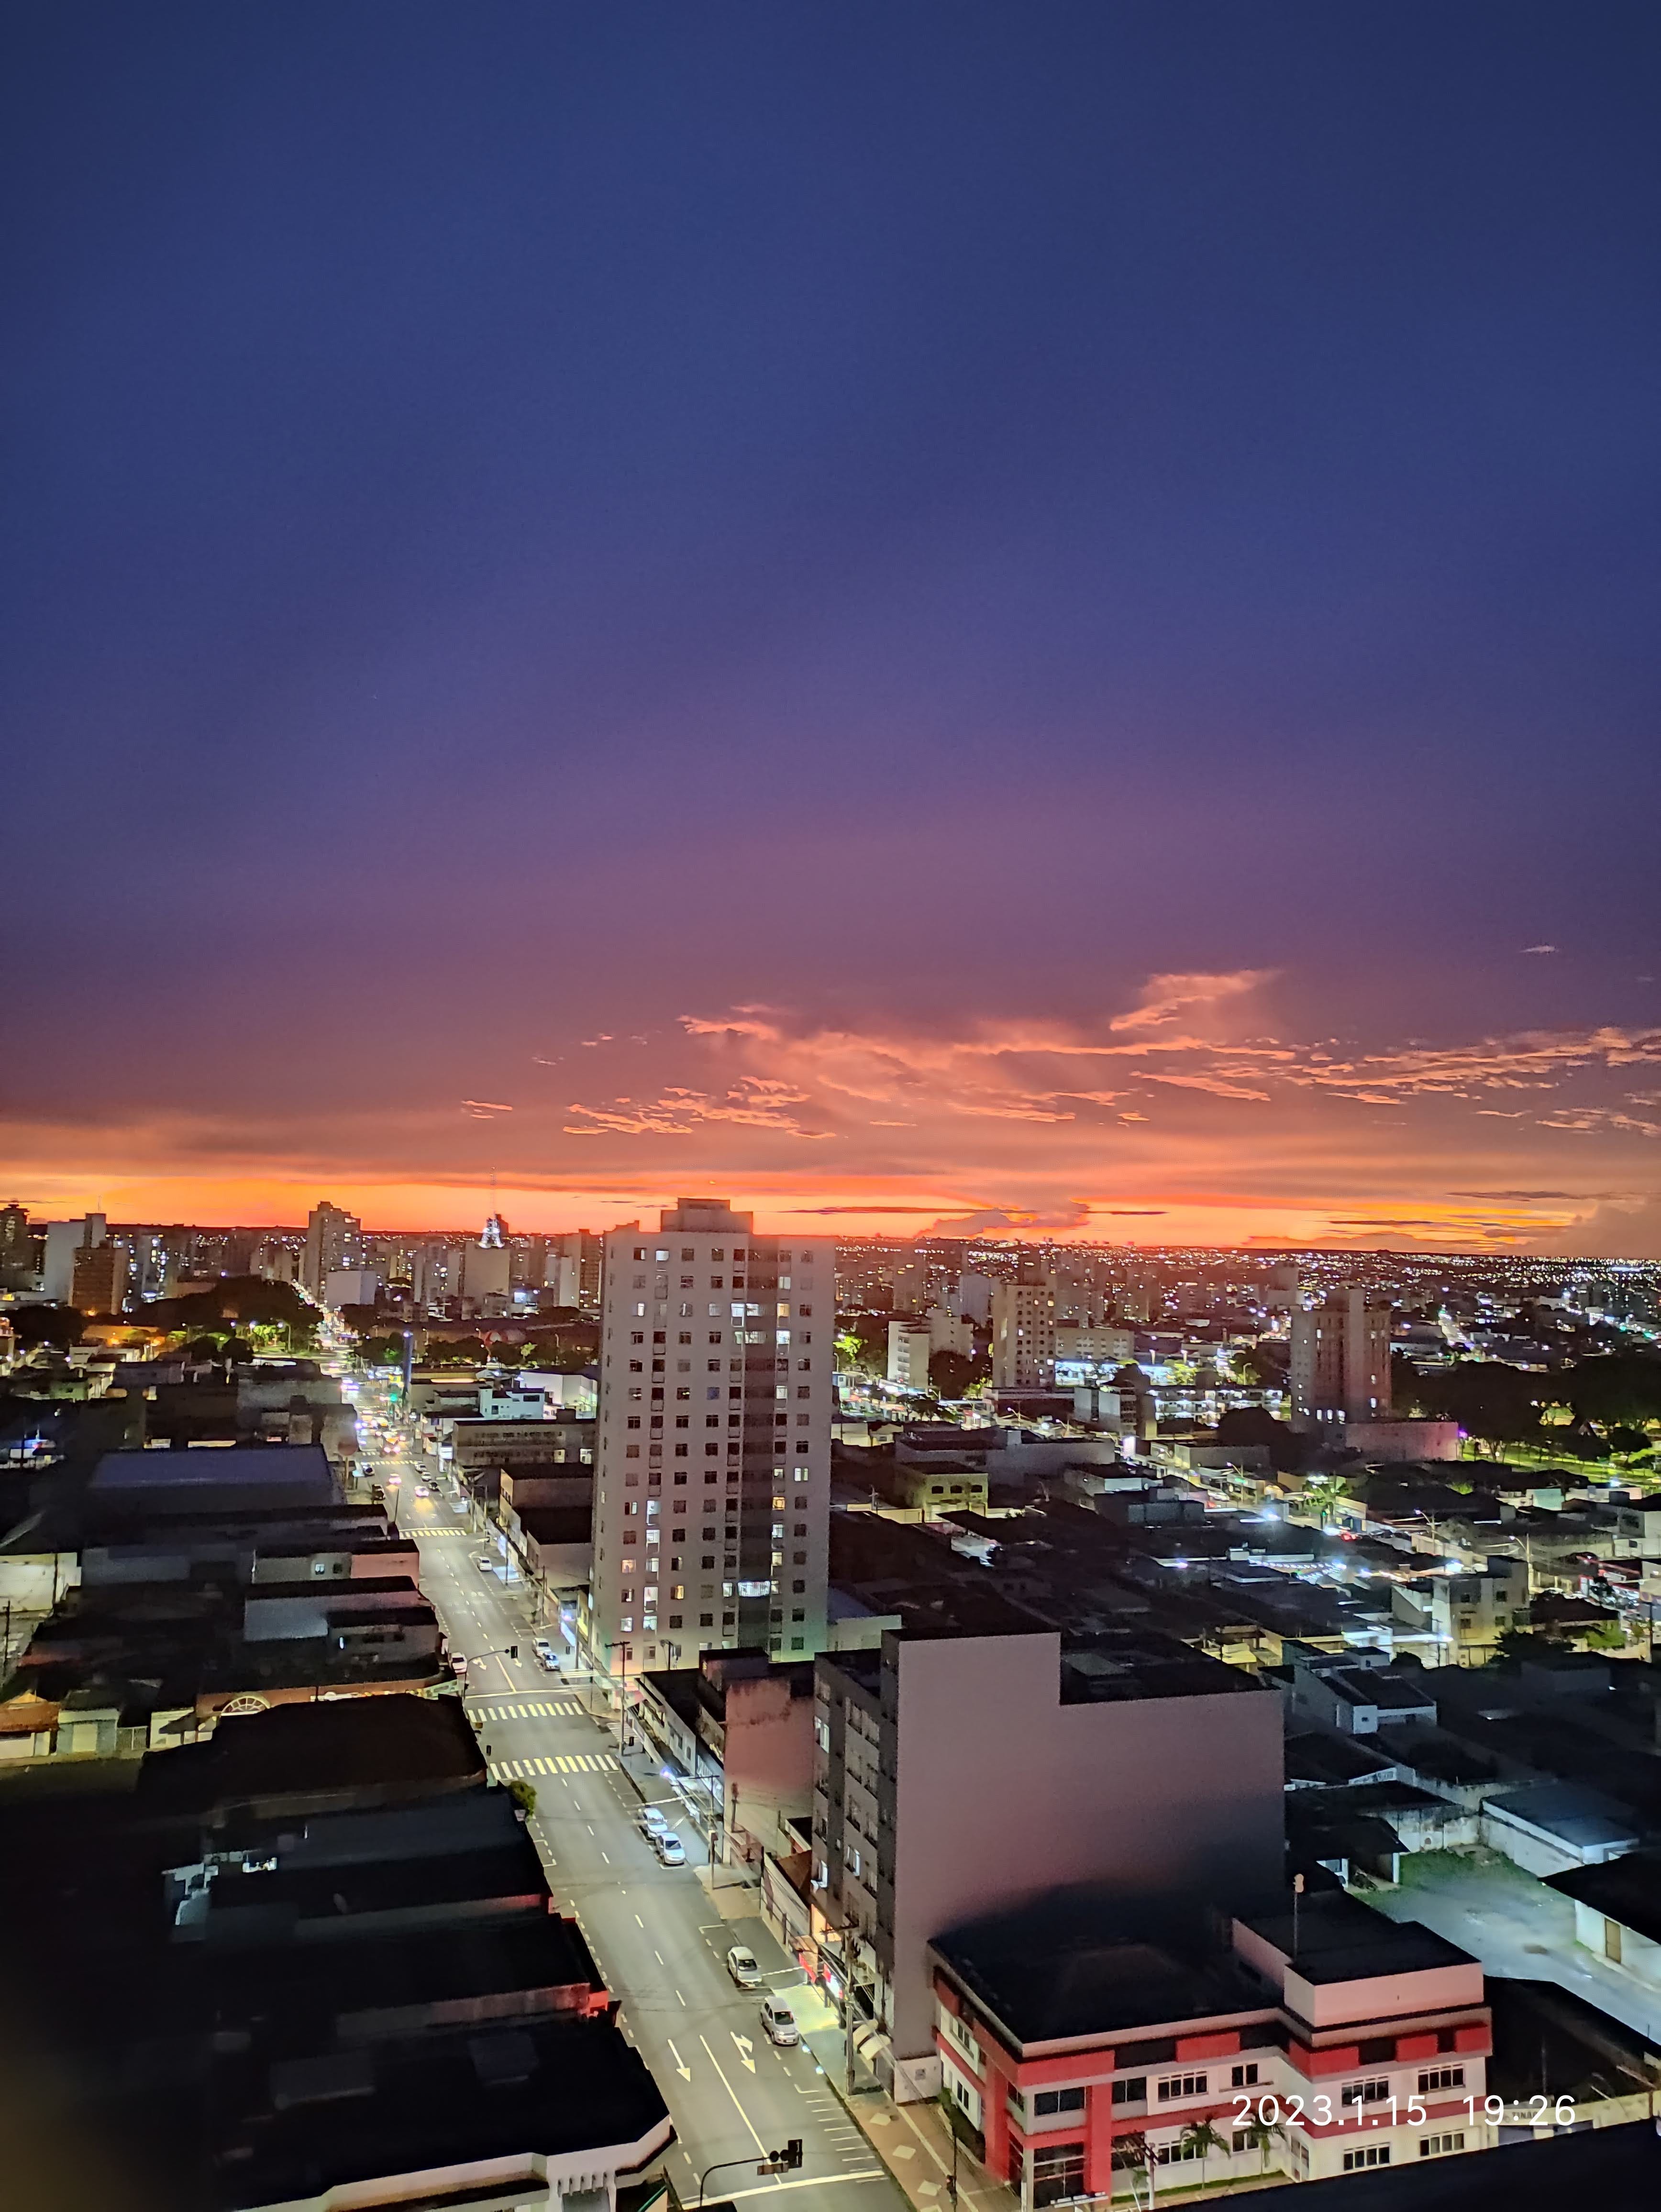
xmin=506 ymin=1778 xmax=537 ymax=1818
xmin=1178 ymin=2119 xmax=1228 ymax=2174
xmin=930 ymin=1348 xmax=988 ymax=1398
xmin=1113 ymin=2131 xmax=1155 ymax=2203
xmin=1564 ymin=1355 xmax=1661 ymax=1434
xmin=1301 ymin=1474 xmax=1349 ymax=1526
xmin=1414 ymin=1360 xmax=1546 ymax=1454
xmin=1230 ymin=1343 xmax=1287 ymax=1389
xmin=1237 ymin=2112 xmax=1285 ymax=2177
xmin=8 ymin=1303 xmax=86 ymax=1351
xmin=1216 ymin=1406 xmax=1300 ymax=1471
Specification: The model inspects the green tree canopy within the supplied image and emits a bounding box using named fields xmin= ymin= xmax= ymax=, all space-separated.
xmin=8 ymin=1303 xmax=86 ymax=1351
xmin=929 ymin=1348 xmax=988 ymax=1398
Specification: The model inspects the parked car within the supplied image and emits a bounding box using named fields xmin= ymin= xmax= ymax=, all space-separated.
xmin=474 ymin=1555 xmax=496 ymax=1574
xmin=532 ymin=1638 xmax=561 ymax=1672
xmin=636 ymin=1805 xmax=673 ymax=1839
xmin=725 ymin=1945 xmax=762 ymax=1988
xmin=759 ymin=1994 xmax=798 ymax=2046
xmin=651 ymin=1829 xmax=687 ymax=1867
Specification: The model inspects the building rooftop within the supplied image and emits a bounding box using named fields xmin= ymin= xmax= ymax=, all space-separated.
xmin=1244 ymin=2114 xmax=1661 ymax=2210
xmin=931 ymin=1893 xmax=1265 ymax=2047
xmin=137 ymin=1693 xmax=484 ymax=1815
xmin=1235 ymin=1890 xmax=1476 ymax=1989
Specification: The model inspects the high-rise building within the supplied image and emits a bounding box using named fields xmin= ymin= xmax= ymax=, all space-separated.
xmin=586 ymin=1199 xmax=831 ymax=1679
xmin=550 ymin=1230 xmax=603 ymax=1311
xmin=301 ymin=1202 xmax=361 ymax=1298
xmin=1290 ymin=1286 xmax=1393 ymax=1431
xmin=0 ymin=1201 xmax=32 ymax=1284
xmin=989 ymin=1279 xmax=1058 ymax=1388
xmin=460 ymin=1215 xmax=512 ymax=1313
xmin=42 ymin=1216 xmax=103 ymax=1303
xmin=71 ymin=1240 xmax=127 ymax=1316
xmin=812 ymin=1627 xmax=1284 ymax=2102
xmin=886 ymin=1318 xmax=933 ymax=1388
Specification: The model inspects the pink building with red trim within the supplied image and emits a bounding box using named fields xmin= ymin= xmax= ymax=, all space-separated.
xmin=929 ymin=1889 xmax=1493 ymax=2198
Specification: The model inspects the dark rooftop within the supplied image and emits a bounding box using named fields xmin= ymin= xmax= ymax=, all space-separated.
xmin=1245 ymin=2115 xmax=1661 ymax=2210
xmin=931 ymin=1892 xmax=1265 ymax=2047
xmin=1545 ymin=1847 xmax=1661 ymax=1946
xmin=137 ymin=1693 xmax=484 ymax=1816
xmin=1236 ymin=1890 xmax=1476 ymax=1988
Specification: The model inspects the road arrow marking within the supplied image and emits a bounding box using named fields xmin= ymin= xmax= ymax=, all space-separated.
xmin=666 ymin=2037 xmax=692 ymax=2080
xmin=731 ymin=2030 xmax=757 ymax=2073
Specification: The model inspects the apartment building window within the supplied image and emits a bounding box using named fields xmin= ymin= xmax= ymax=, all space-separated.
xmin=1157 ymin=2074 xmax=1207 ymax=2101
xmin=1341 ymin=2079 xmax=1389 ymax=2106
xmin=1417 ymin=2068 xmax=1463 ymax=2093
xmin=1230 ymin=2063 xmax=1259 ymax=2087
xmin=1110 ymin=2078 xmax=1146 ymax=2106
xmin=1342 ymin=2147 xmax=1390 ymax=2171
xmin=1419 ymin=2135 xmax=1464 ymax=2158
xmin=1031 ymin=2088 xmax=1085 ymax=2116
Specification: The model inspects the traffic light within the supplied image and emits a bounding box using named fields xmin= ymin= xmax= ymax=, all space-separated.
xmin=760 ymin=2142 xmax=804 ymax=2175
xmin=508 ymin=1645 xmax=519 ymax=1660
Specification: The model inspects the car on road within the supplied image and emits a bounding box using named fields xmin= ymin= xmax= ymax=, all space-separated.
xmin=759 ymin=1993 xmax=798 ymax=2046
xmin=532 ymin=1637 xmax=560 ymax=1671
xmin=386 ymin=1473 xmax=401 ymax=1486
xmin=725 ymin=1945 xmax=762 ymax=1988
xmin=650 ymin=1828 xmax=687 ymax=1867
xmin=636 ymin=1805 xmax=672 ymax=1839
xmin=414 ymin=1483 xmax=429 ymax=1497
xmin=474 ymin=1555 xmax=496 ymax=1574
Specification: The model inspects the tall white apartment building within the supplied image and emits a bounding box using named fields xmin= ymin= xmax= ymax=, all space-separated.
xmin=302 ymin=1201 xmax=361 ymax=1298
xmin=990 ymin=1280 xmax=1058 ymax=1389
xmin=587 ymin=1199 xmax=832 ymax=1678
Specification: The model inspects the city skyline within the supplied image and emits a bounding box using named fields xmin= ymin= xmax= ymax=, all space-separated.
xmin=8 ymin=5 xmax=1659 ymax=1252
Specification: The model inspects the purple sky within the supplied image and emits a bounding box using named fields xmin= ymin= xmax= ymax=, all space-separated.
xmin=4 ymin=4 xmax=1660 ymax=1249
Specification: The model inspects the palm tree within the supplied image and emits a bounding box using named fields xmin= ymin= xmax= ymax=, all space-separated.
xmin=1113 ymin=2131 xmax=1155 ymax=2209
xmin=1238 ymin=2112 xmax=1285 ymax=2178
xmin=1178 ymin=2119 xmax=1228 ymax=2177
xmin=1301 ymin=1474 xmax=1348 ymax=1528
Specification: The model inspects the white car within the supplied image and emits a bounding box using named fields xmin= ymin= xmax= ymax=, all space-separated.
xmin=759 ymin=1993 xmax=798 ymax=2046
xmin=636 ymin=1805 xmax=673 ymax=1839
xmin=532 ymin=1638 xmax=560 ymax=1671
xmin=474 ymin=1555 xmax=496 ymax=1574
xmin=725 ymin=1945 xmax=762 ymax=1988
xmin=651 ymin=1829 xmax=687 ymax=1867
xmin=414 ymin=1484 xmax=429 ymax=1497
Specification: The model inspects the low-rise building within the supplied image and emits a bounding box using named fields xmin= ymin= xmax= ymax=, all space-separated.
xmin=930 ymin=1888 xmax=1492 ymax=2198
xmin=634 ymin=1646 xmax=815 ymax=1864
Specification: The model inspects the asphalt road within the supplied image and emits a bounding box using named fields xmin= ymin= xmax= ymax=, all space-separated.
xmin=392 ymin=1463 xmax=905 ymax=2212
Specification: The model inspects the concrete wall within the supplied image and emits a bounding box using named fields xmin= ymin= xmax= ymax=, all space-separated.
xmin=882 ymin=1632 xmax=1284 ymax=2070
xmin=1571 ymin=1900 xmax=1661 ymax=1988
xmin=724 ymin=1672 xmax=815 ymax=1856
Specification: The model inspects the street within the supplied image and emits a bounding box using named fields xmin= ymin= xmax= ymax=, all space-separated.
xmin=390 ymin=1458 xmax=908 ymax=2212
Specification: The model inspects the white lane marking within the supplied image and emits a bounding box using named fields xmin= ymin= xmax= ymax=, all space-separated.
xmin=666 ymin=2036 xmax=692 ymax=2080
xmin=720 ymin=2179 xmax=885 ymax=2203
xmin=698 ymin=2034 xmax=768 ymax=2154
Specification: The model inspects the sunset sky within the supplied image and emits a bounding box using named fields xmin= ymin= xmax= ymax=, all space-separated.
xmin=5 ymin=5 xmax=1660 ymax=1253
